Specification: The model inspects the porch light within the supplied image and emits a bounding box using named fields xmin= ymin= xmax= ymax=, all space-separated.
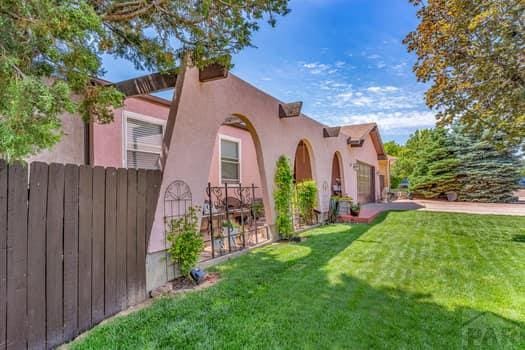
xmin=352 ymin=163 xmax=360 ymax=171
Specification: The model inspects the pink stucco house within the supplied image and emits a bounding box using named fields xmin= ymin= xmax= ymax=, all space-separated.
xmin=29 ymin=67 xmax=391 ymax=290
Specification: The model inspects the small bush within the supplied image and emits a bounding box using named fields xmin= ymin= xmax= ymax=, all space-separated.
xmin=166 ymin=206 xmax=204 ymax=277
xmin=295 ymin=180 xmax=317 ymax=225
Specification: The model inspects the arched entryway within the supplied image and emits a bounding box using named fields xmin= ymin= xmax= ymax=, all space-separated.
xmin=331 ymin=152 xmax=344 ymax=196
xmin=294 ymin=140 xmax=314 ymax=182
xmin=201 ymin=114 xmax=271 ymax=260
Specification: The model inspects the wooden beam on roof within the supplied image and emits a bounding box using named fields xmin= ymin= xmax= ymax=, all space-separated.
xmin=199 ymin=63 xmax=229 ymax=82
xmin=323 ymin=127 xmax=341 ymax=138
xmin=278 ymin=102 xmax=303 ymax=118
xmin=347 ymin=138 xmax=364 ymax=147
xmin=112 ymin=71 xmax=178 ymax=96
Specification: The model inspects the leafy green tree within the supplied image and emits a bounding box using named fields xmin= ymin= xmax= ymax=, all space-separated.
xmin=405 ymin=0 xmax=525 ymax=148
xmin=391 ymin=129 xmax=435 ymax=181
xmin=409 ymin=128 xmax=460 ymax=198
xmin=383 ymin=140 xmax=404 ymax=189
xmin=0 ymin=0 xmax=290 ymax=160
xmin=383 ymin=141 xmax=403 ymax=157
xmin=452 ymin=127 xmax=521 ymax=202
xmin=274 ymin=155 xmax=294 ymax=238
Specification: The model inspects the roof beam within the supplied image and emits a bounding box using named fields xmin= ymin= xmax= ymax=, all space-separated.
xmin=323 ymin=127 xmax=341 ymax=138
xmin=112 ymin=71 xmax=178 ymax=97
xmin=199 ymin=63 xmax=229 ymax=82
xmin=279 ymin=102 xmax=303 ymax=118
xmin=347 ymin=138 xmax=364 ymax=147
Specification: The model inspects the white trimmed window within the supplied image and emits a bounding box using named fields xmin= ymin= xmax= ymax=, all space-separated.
xmin=125 ymin=113 xmax=164 ymax=169
xmin=220 ymin=136 xmax=241 ymax=184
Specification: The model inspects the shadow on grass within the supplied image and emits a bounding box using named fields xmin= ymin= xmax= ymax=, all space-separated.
xmin=512 ymin=234 xmax=525 ymax=243
xmin=73 ymin=212 xmax=525 ymax=349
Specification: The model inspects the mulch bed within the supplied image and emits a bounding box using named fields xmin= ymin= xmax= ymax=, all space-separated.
xmin=150 ymin=272 xmax=221 ymax=298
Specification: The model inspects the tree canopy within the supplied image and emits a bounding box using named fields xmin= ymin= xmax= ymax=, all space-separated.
xmin=0 ymin=0 xmax=290 ymax=160
xmin=393 ymin=126 xmax=521 ymax=202
xmin=405 ymin=0 xmax=525 ymax=148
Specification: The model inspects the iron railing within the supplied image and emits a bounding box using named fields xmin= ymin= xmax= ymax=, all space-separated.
xmin=201 ymin=183 xmax=269 ymax=261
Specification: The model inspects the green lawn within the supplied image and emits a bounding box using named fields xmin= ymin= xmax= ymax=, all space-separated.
xmin=72 ymin=211 xmax=525 ymax=349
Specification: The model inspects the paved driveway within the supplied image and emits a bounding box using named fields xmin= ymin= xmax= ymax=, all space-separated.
xmin=399 ymin=199 xmax=525 ymax=216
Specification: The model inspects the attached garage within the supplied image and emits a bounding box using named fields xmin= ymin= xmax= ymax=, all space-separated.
xmin=357 ymin=162 xmax=375 ymax=204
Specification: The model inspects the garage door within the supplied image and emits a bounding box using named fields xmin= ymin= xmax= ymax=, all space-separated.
xmin=357 ymin=162 xmax=375 ymax=203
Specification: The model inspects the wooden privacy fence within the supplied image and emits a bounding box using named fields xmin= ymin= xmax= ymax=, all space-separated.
xmin=0 ymin=161 xmax=161 ymax=349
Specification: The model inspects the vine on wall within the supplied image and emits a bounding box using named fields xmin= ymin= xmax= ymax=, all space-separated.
xmin=274 ymin=155 xmax=294 ymax=238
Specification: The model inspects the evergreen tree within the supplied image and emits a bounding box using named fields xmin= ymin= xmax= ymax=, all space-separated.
xmin=452 ymin=129 xmax=521 ymax=202
xmin=409 ymin=128 xmax=460 ymax=198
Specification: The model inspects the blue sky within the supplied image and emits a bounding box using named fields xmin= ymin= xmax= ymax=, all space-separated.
xmin=102 ymin=0 xmax=437 ymax=144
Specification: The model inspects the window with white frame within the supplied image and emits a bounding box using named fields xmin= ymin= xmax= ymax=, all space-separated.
xmin=125 ymin=115 xmax=164 ymax=169
xmin=220 ymin=136 xmax=240 ymax=183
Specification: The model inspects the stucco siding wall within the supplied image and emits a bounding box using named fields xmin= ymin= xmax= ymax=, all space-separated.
xmin=207 ymin=125 xmax=263 ymax=187
xmin=26 ymin=111 xmax=86 ymax=165
xmin=92 ymin=96 xmax=171 ymax=168
xmin=150 ymin=68 xmax=366 ymax=255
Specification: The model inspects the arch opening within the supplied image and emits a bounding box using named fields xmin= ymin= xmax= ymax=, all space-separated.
xmin=294 ymin=140 xmax=314 ymax=183
xmin=331 ymin=152 xmax=344 ymax=196
xmin=200 ymin=114 xmax=271 ymax=261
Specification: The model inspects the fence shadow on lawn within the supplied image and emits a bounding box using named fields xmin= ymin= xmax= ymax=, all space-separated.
xmin=72 ymin=212 xmax=525 ymax=350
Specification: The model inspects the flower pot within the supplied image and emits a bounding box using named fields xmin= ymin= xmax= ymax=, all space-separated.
xmin=446 ymin=192 xmax=457 ymax=201
xmin=350 ymin=209 xmax=360 ymax=217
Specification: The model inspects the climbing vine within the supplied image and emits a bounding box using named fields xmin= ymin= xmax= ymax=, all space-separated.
xmin=274 ymin=155 xmax=294 ymax=238
xmin=295 ymin=180 xmax=317 ymax=225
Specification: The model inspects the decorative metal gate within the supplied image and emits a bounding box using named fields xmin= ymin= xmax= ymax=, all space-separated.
xmin=203 ymin=183 xmax=269 ymax=261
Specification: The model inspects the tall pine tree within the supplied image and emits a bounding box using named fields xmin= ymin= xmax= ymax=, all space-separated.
xmin=452 ymin=128 xmax=521 ymax=202
xmin=409 ymin=128 xmax=460 ymax=198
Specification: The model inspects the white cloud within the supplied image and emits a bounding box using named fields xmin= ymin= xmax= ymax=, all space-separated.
xmin=341 ymin=111 xmax=437 ymax=131
xmin=302 ymin=62 xmax=334 ymax=75
xmin=367 ymin=54 xmax=381 ymax=59
xmin=330 ymin=87 xmax=417 ymax=110
xmin=366 ymin=86 xmax=399 ymax=93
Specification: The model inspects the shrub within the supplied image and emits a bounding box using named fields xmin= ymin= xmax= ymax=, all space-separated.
xmin=274 ymin=155 xmax=294 ymax=238
xmin=295 ymin=180 xmax=317 ymax=225
xmin=166 ymin=206 xmax=204 ymax=277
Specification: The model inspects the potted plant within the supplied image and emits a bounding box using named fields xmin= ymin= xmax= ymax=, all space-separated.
xmin=350 ymin=202 xmax=361 ymax=217
xmin=446 ymin=191 xmax=457 ymax=201
xmin=251 ymin=201 xmax=264 ymax=222
xmin=221 ymin=220 xmax=240 ymax=249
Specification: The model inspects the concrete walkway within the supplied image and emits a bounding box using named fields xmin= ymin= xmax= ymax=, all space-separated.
xmin=361 ymin=199 xmax=525 ymax=217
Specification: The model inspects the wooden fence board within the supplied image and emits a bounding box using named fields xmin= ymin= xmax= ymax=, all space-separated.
xmin=104 ymin=168 xmax=118 ymax=317
xmin=78 ymin=166 xmax=93 ymax=332
xmin=91 ymin=167 xmax=105 ymax=324
xmin=136 ymin=170 xmax=147 ymax=302
xmin=126 ymin=170 xmax=138 ymax=305
xmin=27 ymin=162 xmax=48 ymax=350
xmin=46 ymin=163 xmax=64 ymax=349
xmin=63 ymin=165 xmax=79 ymax=340
xmin=0 ymin=161 xmax=161 ymax=350
xmin=6 ymin=163 xmax=28 ymax=350
xmin=116 ymin=169 xmax=128 ymax=310
xmin=0 ymin=161 xmax=8 ymax=350
xmin=145 ymin=171 xmax=161 ymax=249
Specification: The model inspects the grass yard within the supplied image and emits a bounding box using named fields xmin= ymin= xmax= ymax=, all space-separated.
xmin=71 ymin=211 xmax=525 ymax=349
